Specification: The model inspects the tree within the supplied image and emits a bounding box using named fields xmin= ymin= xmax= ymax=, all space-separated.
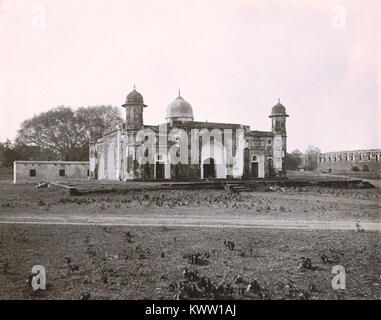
xmin=285 ymin=149 xmax=302 ymax=170
xmin=304 ymin=145 xmax=321 ymax=171
xmin=15 ymin=105 xmax=121 ymax=161
xmin=0 ymin=140 xmax=19 ymax=167
xmin=75 ymin=105 xmax=122 ymax=129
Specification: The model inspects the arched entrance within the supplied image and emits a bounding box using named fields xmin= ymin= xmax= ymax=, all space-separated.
xmin=203 ymin=158 xmax=216 ymax=179
xmin=267 ymin=157 xmax=274 ymax=177
xmin=155 ymin=153 xmax=170 ymax=179
xmin=200 ymin=141 xmax=227 ymax=179
xmin=155 ymin=162 xmax=164 ymax=179
xmin=251 ymin=155 xmax=258 ymax=178
xmin=252 ymin=162 xmax=258 ymax=177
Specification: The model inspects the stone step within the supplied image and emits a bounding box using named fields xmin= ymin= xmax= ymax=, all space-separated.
xmin=225 ymin=184 xmax=250 ymax=192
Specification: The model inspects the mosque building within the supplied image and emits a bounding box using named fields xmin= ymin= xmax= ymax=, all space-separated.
xmin=89 ymin=87 xmax=289 ymax=180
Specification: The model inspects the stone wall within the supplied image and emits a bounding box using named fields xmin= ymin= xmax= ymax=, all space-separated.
xmin=318 ymin=149 xmax=381 ymax=174
xmin=14 ymin=161 xmax=90 ymax=184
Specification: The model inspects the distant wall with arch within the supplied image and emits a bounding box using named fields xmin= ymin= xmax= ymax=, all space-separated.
xmin=317 ymin=149 xmax=381 ymax=175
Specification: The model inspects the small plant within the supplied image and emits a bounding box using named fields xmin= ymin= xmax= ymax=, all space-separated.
xmin=80 ymin=292 xmax=91 ymax=300
xmin=320 ymin=252 xmax=339 ymax=264
xmin=0 ymin=258 xmax=10 ymax=274
xmin=355 ymin=222 xmax=364 ymax=232
xmin=182 ymin=268 xmax=199 ymax=281
xmin=223 ymin=240 xmax=235 ymax=250
xmin=183 ymin=252 xmax=209 ymax=265
xmin=298 ymin=257 xmax=314 ymax=270
xmin=246 ymin=279 xmax=262 ymax=295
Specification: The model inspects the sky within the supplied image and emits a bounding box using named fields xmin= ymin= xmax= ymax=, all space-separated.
xmin=0 ymin=0 xmax=379 ymax=153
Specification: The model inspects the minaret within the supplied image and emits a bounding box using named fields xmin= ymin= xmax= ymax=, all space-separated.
xmin=269 ymin=98 xmax=289 ymax=176
xmin=270 ymin=98 xmax=288 ymax=135
xmin=121 ymin=86 xmax=147 ymax=180
xmin=122 ymin=85 xmax=147 ymax=130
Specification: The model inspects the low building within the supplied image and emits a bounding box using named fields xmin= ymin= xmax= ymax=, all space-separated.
xmin=13 ymin=161 xmax=90 ymax=184
xmin=297 ymin=164 xmax=306 ymax=172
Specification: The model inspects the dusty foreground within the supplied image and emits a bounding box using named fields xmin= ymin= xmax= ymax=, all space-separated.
xmin=0 ymin=180 xmax=380 ymax=299
xmin=0 ymin=180 xmax=380 ymax=222
xmin=1 ymin=214 xmax=380 ymax=231
xmin=0 ymin=224 xmax=380 ymax=300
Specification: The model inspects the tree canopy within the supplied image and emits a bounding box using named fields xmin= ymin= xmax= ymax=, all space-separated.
xmin=15 ymin=105 xmax=121 ymax=161
xmin=304 ymin=145 xmax=321 ymax=170
xmin=285 ymin=147 xmax=321 ymax=171
xmin=285 ymin=149 xmax=302 ymax=170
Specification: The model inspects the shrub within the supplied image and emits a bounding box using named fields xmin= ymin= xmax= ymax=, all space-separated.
xmin=351 ymin=166 xmax=360 ymax=172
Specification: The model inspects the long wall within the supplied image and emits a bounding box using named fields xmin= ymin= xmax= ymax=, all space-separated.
xmin=14 ymin=161 xmax=90 ymax=184
xmin=317 ymin=149 xmax=381 ymax=174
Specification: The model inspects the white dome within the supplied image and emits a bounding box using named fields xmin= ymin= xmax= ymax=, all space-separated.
xmin=165 ymin=94 xmax=194 ymax=122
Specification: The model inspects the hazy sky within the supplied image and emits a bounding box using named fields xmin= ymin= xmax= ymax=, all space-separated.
xmin=0 ymin=0 xmax=379 ymax=152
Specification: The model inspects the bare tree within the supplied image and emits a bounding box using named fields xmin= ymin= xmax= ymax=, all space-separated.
xmin=304 ymin=145 xmax=321 ymax=171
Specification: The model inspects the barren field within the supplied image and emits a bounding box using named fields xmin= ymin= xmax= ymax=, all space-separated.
xmin=0 ymin=180 xmax=380 ymax=222
xmin=0 ymin=177 xmax=380 ymax=300
xmin=0 ymin=224 xmax=379 ymax=300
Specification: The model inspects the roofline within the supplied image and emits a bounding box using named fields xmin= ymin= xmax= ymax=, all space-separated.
xmin=14 ymin=161 xmax=90 ymax=164
xmin=269 ymin=114 xmax=289 ymax=118
xmin=320 ymin=149 xmax=381 ymax=154
xmin=122 ymin=103 xmax=147 ymax=107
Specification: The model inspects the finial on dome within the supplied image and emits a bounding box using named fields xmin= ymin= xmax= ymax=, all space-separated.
xmin=178 ymin=88 xmax=181 ymax=97
xmin=278 ymin=97 xmax=280 ymax=103
xmin=133 ymin=84 xmax=136 ymax=90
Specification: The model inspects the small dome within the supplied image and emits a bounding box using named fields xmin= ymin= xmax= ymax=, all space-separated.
xmin=123 ymin=87 xmax=144 ymax=105
xmin=166 ymin=93 xmax=194 ymax=122
xmin=270 ymin=99 xmax=288 ymax=117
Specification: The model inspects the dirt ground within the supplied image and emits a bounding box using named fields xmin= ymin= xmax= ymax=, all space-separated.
xmin=0 ymin=176 xmax=380 ymax=300
xmin=0 ymin=224 xmax=379 ymax=300
xmin=0 ymin=179 xmax=379 ymax=222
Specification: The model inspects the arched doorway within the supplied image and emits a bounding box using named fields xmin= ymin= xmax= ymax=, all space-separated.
xmin=267 ymin=157 xmax=273 ymax=177
xmin=155 ymin=154 xmax=169 ymax=179
xmin=203 ymin=158 xmax=216 ymax=179
xmin=252 ymin=155 xmax=258 ymax=178
xmin=200 ymin=141 xmax=227 ymax=179
xmin=155 ymin=162 xmax=164 ymax=179
xmin=252 ymin=162 xmax=258 ymax=177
